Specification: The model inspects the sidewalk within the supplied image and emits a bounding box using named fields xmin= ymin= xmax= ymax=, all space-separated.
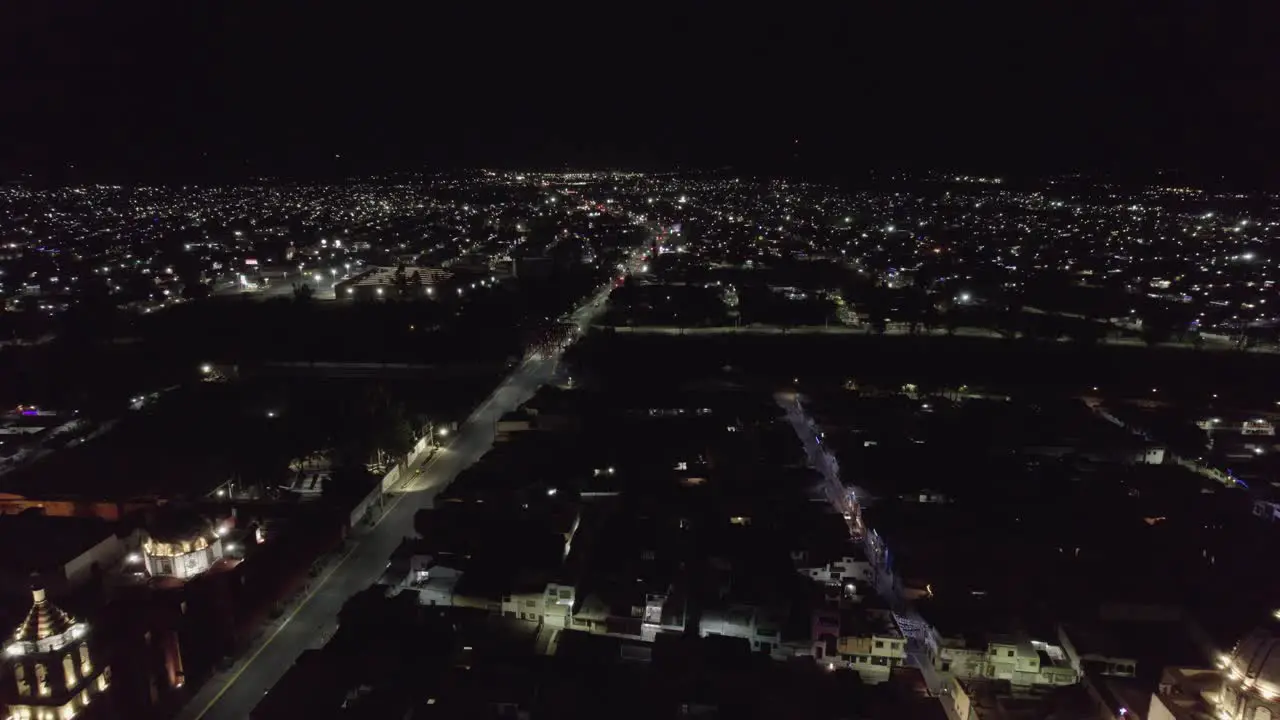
xmin=174 ymin=535 xmax=354 ymax=720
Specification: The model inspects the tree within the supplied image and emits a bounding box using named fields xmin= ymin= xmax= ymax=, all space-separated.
xmin=323 ymin=463 xmax=375 ymax=501
xmin=334 ymin=385 xmax=414 ymax=472
xmin=181 ymin=281 xmax=211 ymax=301
xmin=1068 ymin=319 xmax=1105 ymax=346
xmin=292 ymin=282 xmax=315 ymax=302
xmin=376 ymin=416 xmax=414 ymax=467
xmin=864 ymin=291 xmax=891 ymax=336
xmin=903 ymin=288 xmax=929 ymax=335
xmin=996 ymin=295 xmax=1024 ymax=339
xmin=392 ymin=264 xmax=409 ymax=298
xmin=1139 ymin=307 xmax=1174 ymax=347
xmin=943 ymin=305 xmax=961 ymax=336
xmin=232 ymin=421 xmax=290 ymax=499
xmin=921 ymin=302 xmax=940 ymax=335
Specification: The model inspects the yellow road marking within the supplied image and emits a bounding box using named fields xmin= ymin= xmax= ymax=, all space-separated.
xmin=190 ymin=442 xmax=452 ymax=718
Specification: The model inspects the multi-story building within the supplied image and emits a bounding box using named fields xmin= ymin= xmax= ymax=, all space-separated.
xmin=928 ymin=629 xmax=1077 ymax=687
xmin=834 ymin=608 xmax=909 ymax=683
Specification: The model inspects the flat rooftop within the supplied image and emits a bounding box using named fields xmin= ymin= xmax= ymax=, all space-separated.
xmin=346 ymin=265 xmax=452 ymax=287
xmin=0 ymin=512 xmax=118 ymax=580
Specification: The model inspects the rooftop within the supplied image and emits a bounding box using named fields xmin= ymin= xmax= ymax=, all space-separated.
xmin=344 ymin=265 xmax=452 ymax=287
xmin=0 ymin=512 xmax=119 ymax=586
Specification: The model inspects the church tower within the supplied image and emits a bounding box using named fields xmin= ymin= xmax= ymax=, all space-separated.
xmin=3 ymin=587 xmax=109 ymax=720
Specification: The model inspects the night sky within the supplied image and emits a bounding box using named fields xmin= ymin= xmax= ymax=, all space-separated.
xmin=3 ymin=3 xmax=1278 ymax=183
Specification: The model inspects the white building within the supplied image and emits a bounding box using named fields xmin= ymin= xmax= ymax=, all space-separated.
xmin=1214 ymin=616 xmax=1280 ymax=720
xmin=699 ymin=604 xmax=785 ymax=656
xmin=141 ymin=512 xmax=227 ymax=580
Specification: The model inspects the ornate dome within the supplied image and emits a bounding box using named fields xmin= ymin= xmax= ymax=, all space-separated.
xmin=1224 ymin=616 xmax=1280 ymax=702
xmin=6 ymin=587 xmax=86 ymax=655
xmin=12 ymin=588 xmax=77 ymax=644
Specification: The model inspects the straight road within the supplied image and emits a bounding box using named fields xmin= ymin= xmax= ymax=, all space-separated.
xmin=178 ymin=262 xmax=636 ymax=720
xmin=604 ymin=323 xmax=1276 ymax=352
xmin=776 ymin=392 xmax=956 ymax=716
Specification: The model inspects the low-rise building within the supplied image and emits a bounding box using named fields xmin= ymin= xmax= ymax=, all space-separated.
xmin=834 ymin=607 xmax=908 ymax=683
xmin=0 ymin=513 xmax=128 ymax=595
xmin=139 ymin=509 xmax=230 ymax=581
xmin=334 ymin=265 xmax=452 ymax=301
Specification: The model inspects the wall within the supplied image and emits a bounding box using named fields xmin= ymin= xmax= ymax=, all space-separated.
xmin=347 ymin=486 xmax=382 ymax=529
xmin=63 ymin=533 xmax=126 ymax=587
xmin=408 ymin=435 xmax=431 ymax=465
xmin=948 ymin=677 xmax=975 ymax=720
xmin=938 ymin=646 xmax=988 ymax=679
xmin=1170 ymin=454 xmax=1235 ymax=487
xmin=380 ymin=465 xmax=401 ymax=493
xmin=1147 ymin=694 xmax=1178 ymax=720
xmin=502 ymin=590 xmax=545 ymax=621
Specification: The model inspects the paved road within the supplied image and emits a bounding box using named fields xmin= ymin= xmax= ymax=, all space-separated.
xmin=178 ymin=269 xmax=633 ymax=720
xmin=212 ymin=270 xmax=339 ymax=301
xmin=777 ymin=393 xmax=959 ymax=718
xmin=604 ymin=323 xmax=1278 ymax=353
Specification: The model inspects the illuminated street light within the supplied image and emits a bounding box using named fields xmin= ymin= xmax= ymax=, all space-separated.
xmin=201 ymin=363 xmax=213 ymax=374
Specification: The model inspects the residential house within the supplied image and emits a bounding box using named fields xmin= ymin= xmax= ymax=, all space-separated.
xmin=834 ymin=608 xmax=908 ymax=683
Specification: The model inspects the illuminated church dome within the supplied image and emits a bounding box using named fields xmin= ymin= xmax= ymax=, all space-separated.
xmin=8 ymin=588 xmax=84 ymax=656
xmin=4 ymin=586 xmax=109 ymax=720
xmin=141 ymin=507 xmax=226 ymax=580
xmin=1217 ymin=614 xmax=1280 ymax=720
